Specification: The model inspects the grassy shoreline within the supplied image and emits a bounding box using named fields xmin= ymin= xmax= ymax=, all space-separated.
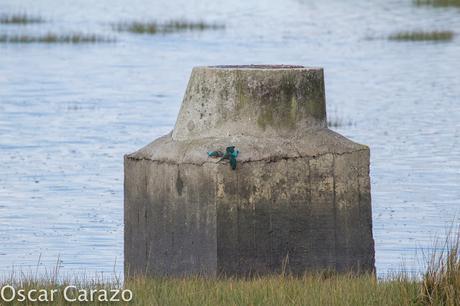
xmin=1 ymin=230 xmax=460 ymax=305
xmin=0 ymin=273 xmax=448 ymax=306
xmin=1 ymin=240 xmax=459 ymax=306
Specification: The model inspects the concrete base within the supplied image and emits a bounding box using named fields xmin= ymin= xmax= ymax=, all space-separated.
xmin=124 ymin=65 xmax=375 ymax=278
xmin=124 ymin=130 xmax=374 ymax=277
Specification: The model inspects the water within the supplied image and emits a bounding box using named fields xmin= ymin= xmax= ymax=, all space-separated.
xmin=0 ymin=0 xmax=459 ymax=278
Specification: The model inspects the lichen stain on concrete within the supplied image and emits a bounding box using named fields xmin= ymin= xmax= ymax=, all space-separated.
xmin=235 ymin=72 xmax=248 ymax=113
xmin=256 ymin=109 xmax=273 ymax=130
xmin=290 ymin=96 xmax=298 ymax=123
xmin=217 ymin=181 xmax=225 ymax=198
xmin=199 ymin=77 xmax=211 ymax=99
xmin=176 ymin=169 xmax=184 ymax=196
xmin=300 ymin=73 xmax=326 ymax=120
xmin=255 ymin=74 xmax=301 ymax=130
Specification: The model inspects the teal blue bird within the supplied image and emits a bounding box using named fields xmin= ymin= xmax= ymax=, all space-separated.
xmin=207 ymin=146 xmax=239 ymax=170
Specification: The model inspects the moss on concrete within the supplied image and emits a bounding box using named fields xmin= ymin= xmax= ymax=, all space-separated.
xmin=235 ymin=73 xmax=248 ymax=113
xmin=172 ymin=66 xmax=327 ymax=141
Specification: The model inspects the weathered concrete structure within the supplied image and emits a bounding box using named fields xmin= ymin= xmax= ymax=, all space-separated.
xmin=124 ymin=65 xmax=375 ymax=277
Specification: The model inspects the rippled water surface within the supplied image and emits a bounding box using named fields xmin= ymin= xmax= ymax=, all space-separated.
xmin=1 ymin=0 xmax=459 ymax=277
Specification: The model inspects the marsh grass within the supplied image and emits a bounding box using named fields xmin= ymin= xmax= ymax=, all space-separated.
xmin=0 ymin=13 xmax=44 ymax=24
xmin=414 ymin=0 xmax=460 ymax=7
xmin=388 ymin=30 xmax=455 ymax=41
xmin=1 ymin=234 xmax=460 ymax=305
xmin=0 ymin=273 xmax=419 ymax=306
xmin=113 ymin=19 xmax=225 ymax=34
xmin=0 ymin=254 xmax=457 ymax=305
xmin=128 ymin=231 xmax=460 ymax=305
xmin=419 ymin=230 xmax=460 ymax=305
xmin=0 ymin=33 xmax=116 ymax=44
xmin=123 ymin=274 xmax=421 ymax=306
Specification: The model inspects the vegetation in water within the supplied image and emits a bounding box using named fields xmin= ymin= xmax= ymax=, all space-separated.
xmin=0 ymin=13 xmax=44 ymax=24
xmin=113 ymin=19 xmax=225 ymax=34
xmin=0 ymin=33 xmax=116 ymax=44
xmin=414 ymin=0 xmax=460 ymax=7
xmin=327 ymin=117 xmax=354 ymax=128
xmin=388 ymin=30 xmax=455 ymax=42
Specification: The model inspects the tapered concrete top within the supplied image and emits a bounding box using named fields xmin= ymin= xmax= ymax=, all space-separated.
xmin=128 ymin=65 xmax=368 ymax=164
xmin=172 ymin=65 xmax=327 ymax=141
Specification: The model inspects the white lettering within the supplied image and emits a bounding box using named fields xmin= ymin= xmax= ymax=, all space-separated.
xmin=98 ymin=290 xmax=108 ymax=302
xmin=78 ymin=289 xmax=88 ymax=302
xmin=38 ymin=289 xmax=48 ymax=302
xmin=17 ymin=289 xmax=26 ymax=302
xmin=1 ymin=285 xmax=15 ymax=302
xmin=110 ymin=289 xmax=120 ymax=302
xmin=27 ymin=289 xmax=37 ymax=302
xmin=64 ymin=286 xmax=77 ymax=302
xmin=122 ymin=289 xmax=133 ymax=302
xmin=50 ymin=289 xmax=57 ymax=301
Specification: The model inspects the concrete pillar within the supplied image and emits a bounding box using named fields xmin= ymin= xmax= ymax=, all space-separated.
xmin=124 ymin=65 xmax=375 ymax=277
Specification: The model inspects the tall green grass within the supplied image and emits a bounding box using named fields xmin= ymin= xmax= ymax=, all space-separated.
xmin=0 ymin=244 xmax=458 ymax=306
xmin=419 ymin=231 xmax=460 ymax=305
xmin=0 ymin=273 xmax=420 ymax=306
xmin=124 ymin=274 xmax=420 ymax=306
xmin=1 ymin=232 xmax=460 ymax=305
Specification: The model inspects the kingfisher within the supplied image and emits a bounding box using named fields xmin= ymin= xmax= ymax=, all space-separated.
xmin=207 ymin=146 xmax=239 ymax=170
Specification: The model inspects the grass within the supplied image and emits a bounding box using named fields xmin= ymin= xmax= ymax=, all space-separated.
xmin=419 ymin=230 xmax=460 ymax=305
xmin=1 ymin=234 xmax=460 ymax=305
xmin=414 ymin=0 xmax=460 ymax=7
xmin=123 ymin=247 xmax=459 ymax=306
xmin=124 ymin=274 xmax=420 ymax=306
xmin=388 ymin=30 xmax=455 ymax=41
xmin=0 ymin=273 xmax=417 ymax=305
xmin=0 ymin=13 xmax=44 ymax=24
xmin=0 ymin=33 xmax=116 ymax=44
xmin=113 ymin=19 xmax=225 ymax=34
xmin=0 ymin=272 xmax=441 ymax=306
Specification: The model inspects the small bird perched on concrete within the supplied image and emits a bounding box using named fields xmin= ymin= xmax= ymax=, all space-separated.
xmin=207 ymin=146 xmax=239 ymax=170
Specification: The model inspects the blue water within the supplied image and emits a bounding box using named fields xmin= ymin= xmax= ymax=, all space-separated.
xmin=0 ymin=0 xmax=459 ymax=278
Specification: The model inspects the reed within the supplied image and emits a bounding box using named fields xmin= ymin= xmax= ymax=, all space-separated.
xmin=419 ymin=230 xmax=460 ymax=305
